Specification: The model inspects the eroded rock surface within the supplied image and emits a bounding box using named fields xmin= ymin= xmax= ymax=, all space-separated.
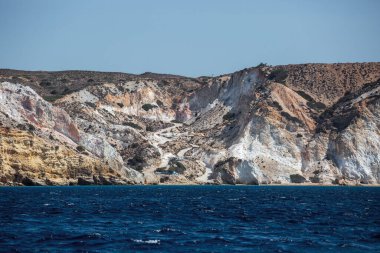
xmin=1 ymin=63 xmax=379 ymax=185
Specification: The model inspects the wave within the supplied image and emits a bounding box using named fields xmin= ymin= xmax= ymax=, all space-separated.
xmin=131 ymin=239 xmax=160 ymax=245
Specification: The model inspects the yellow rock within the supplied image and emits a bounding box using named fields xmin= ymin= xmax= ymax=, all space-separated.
xmin=0 ymin=128 xmax=129 ymax=186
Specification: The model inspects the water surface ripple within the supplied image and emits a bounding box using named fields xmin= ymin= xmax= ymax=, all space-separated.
xmin=0 ymin=186 xmax=379 ymax=252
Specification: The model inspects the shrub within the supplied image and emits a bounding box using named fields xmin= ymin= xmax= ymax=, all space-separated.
xmin=296 ymin=90 xmax=314 ymax=101
xmin=272 ymin=101 xmax=283 ymax=111
xmin=155 ymin=167 xmax=166 ymax=173
xmin=280 ymin=111 xmax=303 ymax=125
xmin=76 ymin=145 xmax=85 ymax=152
xmin=142 ymin=103 xmax=158 ymax=111
xmin=43 ymin=95 xmax=64 ymax=102
xmin=39 ymin=80 xmax=51 ymax=87
xmin=117 ymin=86 xmax=125 ymax=92
xmin=123 ymin=122 xmax=142 ymax=130
xmin=173 ymin=161 xmax=186 ymax=173
xmin=16 ymin=124 xmax=24 ymax=130
xmin=307 ymin=101 xmax=326 ymax=111
xmin=130 ymin=142 xmax=139 ymax=149
xmin=223 ymin=112 xmax=236 ymax=121
xmin=268 ymin=68 xmax=288 ymax=83
xmin=63 ymin=87 xmax=71 ymax=94
xmin=256 ymin=62 xmax=267 ymax=68
xmin=117 ymin=102 xmax=124 ymax=108
xmin=27 ymin=124 xmax=35 ymax=132
xmin=85 ymin=102 xmax=96 ymax=108
xmin=146 ymin=125 xmax=155 ymax=132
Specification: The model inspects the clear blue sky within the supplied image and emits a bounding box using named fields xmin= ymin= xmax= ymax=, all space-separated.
xmin=0 ymin=0 xmax=379 ymax=77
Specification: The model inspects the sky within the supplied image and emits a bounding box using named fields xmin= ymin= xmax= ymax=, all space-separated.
xmin=0 ymin=0 xmax=379 ymax=77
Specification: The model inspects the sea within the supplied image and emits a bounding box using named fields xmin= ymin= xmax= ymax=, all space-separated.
xmin=0 ymin=186 xmax=379 ymax=252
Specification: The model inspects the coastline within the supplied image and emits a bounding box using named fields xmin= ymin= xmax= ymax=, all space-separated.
xmin=1 ymin=183 xmax=379 ymax=187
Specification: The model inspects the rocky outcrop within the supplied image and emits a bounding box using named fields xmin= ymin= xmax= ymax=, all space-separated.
xmin=1 ymin=62 xmax=379 ymax=185
xmin=0 ymin=128 xmax=131 ymax=186
xmin=210 ymin=158 xmax=239 ymax=185
xmin=0 ymin=82 xmax=142 ymax=185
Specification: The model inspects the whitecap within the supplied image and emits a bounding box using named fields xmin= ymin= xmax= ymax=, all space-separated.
xmin=132 ymin=239 xmax=160 ymax=244
xmin=154 ymin=228 xmax=178 ymax=233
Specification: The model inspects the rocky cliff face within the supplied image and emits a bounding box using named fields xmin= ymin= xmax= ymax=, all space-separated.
xmin=1 ymin=63 xmax=379 ymax=185
xmin=0 ymin=82 xmax=141 ymax=185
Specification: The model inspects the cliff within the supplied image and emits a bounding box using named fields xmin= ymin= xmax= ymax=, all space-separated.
xmin=0 ymin=62 xmax=379 ymax=185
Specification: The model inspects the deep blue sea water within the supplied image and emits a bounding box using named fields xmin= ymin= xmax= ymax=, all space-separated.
xmin=0 ymin=186 xmax=379 ymax=253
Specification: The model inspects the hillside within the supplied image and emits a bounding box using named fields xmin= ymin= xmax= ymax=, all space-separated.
xmin=0 ymin=62 xmax=379 ymax=185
